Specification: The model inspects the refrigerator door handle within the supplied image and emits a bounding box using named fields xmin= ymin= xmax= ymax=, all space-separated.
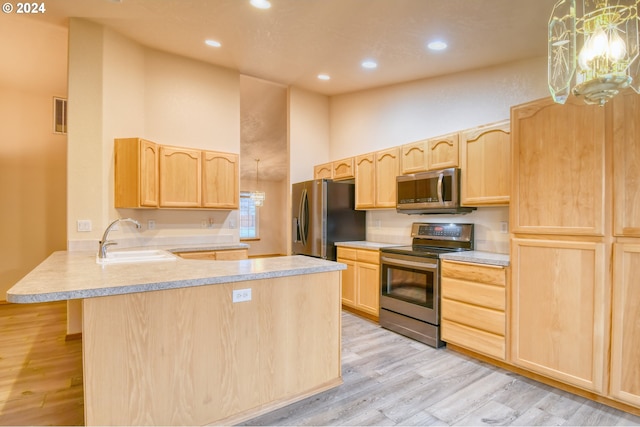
xmin=299 ymin=188 xmax=308 ymax=246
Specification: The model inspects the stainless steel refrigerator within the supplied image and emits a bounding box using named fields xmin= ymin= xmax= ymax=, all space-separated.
xmin=292 ymin=179 xmax=366 ymax=261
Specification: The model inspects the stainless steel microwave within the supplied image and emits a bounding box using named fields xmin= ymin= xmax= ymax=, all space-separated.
xmin=396 ymin=168 xmax=475 ymax=214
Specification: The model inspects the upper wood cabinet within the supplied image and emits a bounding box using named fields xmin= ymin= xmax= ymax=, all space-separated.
xmin=314 ymin=158 xmax=355 ymax=181
xmin=355 ymin=153 xmax=376 ymax=209
xmin=202 ymin=151 xmax=238 ymax=209
xmin=313 ymin=162 xmax=333 ymax=180
xmin=610 ymin=243 xmax=640 ymax=407
xmin=401 ymin=132 xmax=459 ymax=174
xmin=510 ymin=97 xmax=605 ymax=236
xmin=159 ymin=146 xmax=202 ymax=208
xmin=114 ymin=138 xmax=238 ymax=210
xmin=510 ymin=237 xmax=607 ymax=393
xmin=375 ymin=147 xmax=400 ymax=208
xmin=612 ymin=90 xmax=640 ymax=237
xmin=332 ymin=157 xmax=355 ymax=180
xmin=115 ymin=138 xmax=159 ymax=208
xmin=428 ymin=132 xmax=459 ymax=170
xmin=460 ymin=120 xmax=511 ymax=206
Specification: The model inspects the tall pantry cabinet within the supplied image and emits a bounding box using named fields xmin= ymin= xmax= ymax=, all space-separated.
xmin=510 ymin=91 xmax=640 ymax=406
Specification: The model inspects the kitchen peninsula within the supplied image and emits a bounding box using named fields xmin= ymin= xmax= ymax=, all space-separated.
xmin=7 ymin=252 xmax=344 ymax=426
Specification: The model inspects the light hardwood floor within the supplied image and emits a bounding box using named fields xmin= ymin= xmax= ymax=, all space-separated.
xmin=1 ymin=302 xmax=639 ymax=426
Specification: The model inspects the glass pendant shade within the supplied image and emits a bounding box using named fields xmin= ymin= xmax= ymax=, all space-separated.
xmin=549 ymin=0 xmax=640 ymax=105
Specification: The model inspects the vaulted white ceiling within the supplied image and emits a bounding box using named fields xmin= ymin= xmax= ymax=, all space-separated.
xmin=32 ymin=0 xmax=557 ymax=182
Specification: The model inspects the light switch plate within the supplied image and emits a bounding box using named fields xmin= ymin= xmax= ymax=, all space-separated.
xmin=77 ymin=220 xmax=92 ymax=232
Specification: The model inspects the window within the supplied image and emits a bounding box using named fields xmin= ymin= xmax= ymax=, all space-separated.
xmin=53 ymin=97 xmax=67 ymax=134
xmin=239 ymin=191 xmax=259 ymax=239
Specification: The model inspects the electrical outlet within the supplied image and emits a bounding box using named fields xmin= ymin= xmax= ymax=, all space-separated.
xmin=499 ymin=221 xmax=509 ymax=234
xmin=232 ymin=288 xmax=252 ymax=303
xmin=148 ymin=220 xmax=156 ymax=230
xmin=228 ymin=219 xmax=236 ymax=229
xmin=77 ymin=220 xmax=92 ymax=232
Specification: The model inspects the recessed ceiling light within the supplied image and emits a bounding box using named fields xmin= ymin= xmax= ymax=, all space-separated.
xmin=250 ymin=0 xmax=271 ymax=9
xmin=427 ymin=40 xmax=448 ymax=51
xmin=361 ymin=60 xmax=378 ymax=69
xmin=317 ymin=74 xmax=331 ymax=81
xmin=205 ymin=39 xmax=221 ymax=48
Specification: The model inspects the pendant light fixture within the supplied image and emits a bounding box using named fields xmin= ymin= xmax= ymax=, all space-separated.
xmin=250 ymin=159 xmax=265 ymax=207
xmin=548 ymin=0 xmax=640 ymax=105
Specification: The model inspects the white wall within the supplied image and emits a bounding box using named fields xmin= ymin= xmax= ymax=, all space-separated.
xmin=328 ymin=57 xmax=550 ymax=253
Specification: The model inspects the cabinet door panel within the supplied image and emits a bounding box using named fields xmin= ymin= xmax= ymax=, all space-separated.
xmin=511 ymin=98 xmax=605 ymax=235
xmin=202 ymin=151 xmax=238 ymax=209
xmin=356 ymin=263 xmax=380 ymax=316
xmin=375 ymin=148 xmax=399 ymax=208
xmin=159 ymin=146 xmax=202 ymax=207
xmin=314 ymin=163 xmax=332 ymax=180
xmin=355 ymin=154 xmax=375 ymax=209
xmin=461 ymin=121 xmax=510 ymax=206
xmin=612 ymin=90 xmax=640 ymax=236
xmin=428 ymin=133 xmax=458 ymax=169
xmin=140 ymin=140 xmax=159 ymax=207
xmin=511 ymin=238 xmax=606 ymax=393
xmin=338 ymin=257 xmax=357 ymax=308
xmin=610 ymin=243 xmax=640 ymax=406
xmin=333 ymin=158 xmax=355 ymax=180
xmin=401 ymin=140 xmax=428 ymax=174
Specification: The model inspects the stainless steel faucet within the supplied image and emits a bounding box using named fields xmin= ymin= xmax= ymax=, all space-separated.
xmin=98 ymin=218 xmax=142 ymax=259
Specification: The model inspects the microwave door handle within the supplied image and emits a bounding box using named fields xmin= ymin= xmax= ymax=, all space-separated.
xmin=437 ymin=173 xmax=444 ymax=205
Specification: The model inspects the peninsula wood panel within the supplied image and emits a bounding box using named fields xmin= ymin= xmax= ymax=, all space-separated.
xmin=202 ymin=151 xmax=238 ymax=209
xmin=82 ymin=272 xmax=342 ymax=426
xmin=510 ymin=97 xmax=605 ymax=235
xmin=460 ymin=120 xmax=511 ymax=206
xmin=511 ymin=237 xmax=606 ymax=393
xmin=610 ymin=243 xmax=640 ymax=406
xmin=611 ymin=90 xmax=640 ymax=237
xmin=159 ymin=145 xmax=202 ymax=207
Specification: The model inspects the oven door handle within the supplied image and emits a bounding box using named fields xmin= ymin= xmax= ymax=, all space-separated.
xmin=381 ymin=256 xmax=438 ymax=270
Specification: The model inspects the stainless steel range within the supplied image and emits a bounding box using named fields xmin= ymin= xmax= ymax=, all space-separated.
xmin=379 ymin=222 xmax=474 ymax=348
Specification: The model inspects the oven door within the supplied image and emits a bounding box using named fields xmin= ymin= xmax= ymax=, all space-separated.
xmin=380 ymin=253 xmax=440 ymax=325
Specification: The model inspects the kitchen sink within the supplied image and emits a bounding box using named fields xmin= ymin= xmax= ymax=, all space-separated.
xmin=96 ymin=249 xmax=177 ymax=265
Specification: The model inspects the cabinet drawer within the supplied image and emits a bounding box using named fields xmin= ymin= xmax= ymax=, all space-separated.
xmin=442 ymin=298 xmax=505 ymax=336
xmin=337 ymin=247 xmax=357 ymax=261
xmin=441 ymin=277 xmax=505 ymax=311
xmin=441 ymin=260 xmax=506 ymax=286
xmin=356 ymin=249 xmax=379 ymax=264
xmin=442 ymin=320 xmax=506 ymax=360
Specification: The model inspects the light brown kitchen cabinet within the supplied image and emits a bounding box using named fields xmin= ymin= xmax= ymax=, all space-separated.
xmin=510 ymin=237 xmax=606 ymax=393
xmin=374 ymin=147 xmax=400 ymax=208
xmin=337 ymin=247 xmax=381 ymax=319
xmin=332 ymin=157 xmax=355 ymax=180
xmin=114 ymin=138 xmax=159 ymax=208
xmin=401 ymin=132 xmax=459 ymax=175
xmin=427 ymin=132 xmax=459 ymax=170
xmin=460 ymin=120 xmax=511 ymax=206
xmin=441 ymin=260 xmax=507 ymax=361
xmin=355 ymin=153 xmax=376 ymax=209
xmin=610 ymin=243 xmax=640 ymax=407
xmin=202 ymin=151 xmax=238 ymax=209
xmin=313 ymin=162 xmax=333 ymax=180
xmin=159 ymin=145 xmax=202 ymax=208
xmin=612 ymin=90 xmax=640 ymax=237
xmin=510 ymin=97 xmax=605 ymax=236
xmin=177 ymin=248 xmax=248 ymax=260
xmin=401 ymin=140 xmax=429 ymax=174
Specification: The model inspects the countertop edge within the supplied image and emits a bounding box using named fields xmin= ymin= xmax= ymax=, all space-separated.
xmin=440 ymin=251 xmax=510 ymax=267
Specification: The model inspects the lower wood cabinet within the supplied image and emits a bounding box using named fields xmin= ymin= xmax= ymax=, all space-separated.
xmin=610 ymin=243 xmax=640 ymax=407
xmin=337 ymin=247 xmax=380 ymax=318
xmin=176 ymin=248 xmax=248 ymax=260
xmin=441 ymin=260 xmax=507 ymax=360
xmin=510 ymin=237 xmax=606 ymax=394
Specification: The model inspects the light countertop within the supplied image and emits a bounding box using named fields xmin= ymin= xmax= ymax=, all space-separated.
xmin=439 ymin=251 xmax=510 ymax=267
xmin=335 ymin=241 xmax=403 ymax=250
xmin=7 ymin=251 xmax=345 ymax=303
